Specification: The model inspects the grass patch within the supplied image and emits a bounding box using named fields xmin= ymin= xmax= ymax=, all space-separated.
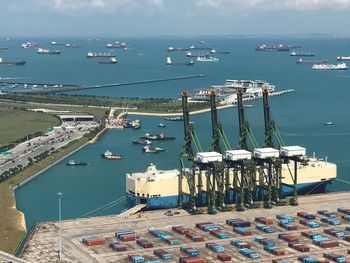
xmin=0 ymin=106 xmax=59 ymax=147
xmin=0 ymin=137 xmax=89 ymax=253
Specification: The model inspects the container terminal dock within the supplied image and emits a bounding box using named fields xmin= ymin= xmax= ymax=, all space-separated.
xmin=19 ymin=192 xmax=350 ymax=263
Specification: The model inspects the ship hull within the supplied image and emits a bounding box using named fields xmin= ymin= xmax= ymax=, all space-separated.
xmin=126 ymin=180 xmax=333 ymax=209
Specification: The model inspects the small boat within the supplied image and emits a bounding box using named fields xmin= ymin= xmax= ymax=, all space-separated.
xmin=337 ymin=56 xmax=350 ymax=61
xmin=132 ymin=139 xmax=152 ymax=145
xmin=166 ymin=57 xmax=194 ymax=66
xmin=101 ymin=150 xmax=122 ymax=160
xmin=312 ymin=63 xmax=348 ymax=70
xmin=66 ymin=160 xmax=88 ymax=166
xmin=158 ymin=123 xmax=166 ymax=128
xmin=132 ymin=120 xmax=141 ymax=130
xmin=210 ymin=49 xmax=230 ymax=54
xmin=0 ymin=47 xmax=8 ymax=51
xmin=140 ymin=133 xmax=175 ymax=141
xmin=65 ymin=43 xmax=82 ymax=48
xmin=196 ymin=56 xmax=219 ymax=62
xmin=324 ymin=122 xmax=334 ymax=126
xmin=142 ymin=145 xmax=165 ymax=153
xmin=290 ymin=50 xmax=314 ymax=57
xmin=37 ymin=48 xmax=61 ymax=54
xmin=164 ymin=116 xmax=183 ymax=121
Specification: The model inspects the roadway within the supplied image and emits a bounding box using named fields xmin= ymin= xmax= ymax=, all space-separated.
xmin=0 ymin=250 xmax=29 ymax=263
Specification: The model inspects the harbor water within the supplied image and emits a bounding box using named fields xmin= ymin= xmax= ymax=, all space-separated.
xmin=2 ymin=37 xmax=349 ymax=228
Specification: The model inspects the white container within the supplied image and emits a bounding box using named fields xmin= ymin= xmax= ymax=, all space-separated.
xmin=196 ymin=152 xmax=223 ymax=163
xmin=280 ymin=146 xmax=306 ymax=157
xmin=254 ymin=147 xmax=279 ymax=159
xmin=224 ymin=149 xmax=252 ymax=161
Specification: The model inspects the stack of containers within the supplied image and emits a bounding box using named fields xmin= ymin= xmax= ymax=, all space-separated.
xmin=342 ymin=214 xmax=350 ymax=221
xmin=116 ymin=230 xmax=140 ymax=241
xmin=256 ymin=223 xmax=275 ymax=233
xmin=297 ymin=255 xmax=329 ymax=263
xmin=226 ymin=218 xmax=251 ymax=227
xmin=217 ymin=253 xmax=231 ymax=262
xmin=312 ymin=234 xmax=339 ymax=248
xmin=299 ymin=219 xmax=320 ymax=228
xmin=232 ymin=227 xmax=252 ymax=236
xmin=239 ymin=248 xmax=260 ymax=259
xmin=230 ymin=238 xmax=251 ymax=249
xmin=128 ymin=255 xmax=145 ymax=263
xmin=337 ymin=208 xmax=350 ymax=215
xmin=82 ymin=236 xmax=106 ymax=246
xmin=297 ymin=212 xmax=317 ymax=220
xmin=180 ymin=245 xmax=200 ymax=257
xmin=323 ymin=252 xmax=347 ymax=263
xmin=321 ymin=217 xmax=341 ymax=225
xmin=109 ymin=241 xmax=128 ymax=251
xmin=149 ymin=228 xmax=180 ymax=245
xmin=209 ymin=230 xmax=228 ymax=239
xmin=137 ymin=238 xmax=154 ymax=248
xmin=276 ymin=214 xmax=295 ymax=222
xmin=179 ymin=256 xmax=204 ymax=263
xmin=255 ymin=217 xmax=274 ymax=225
xmin=153 ymin=249 xmax=173 ymax=260
xmin=288 ymin=242 xmax=310 ymax=252
xmin=196 ymin=222 xmax=221 ymax=232
xmin=255 ymin=236 xmax=275 ymax=247
xmin=278 ymin=233 xmax=299 ymax=243
xmin=185 ymin=232 xmax=205 ymax=242
xmin=324 ymin=228 xmax=345 ymax=238
xmin=144 ymin=261 xmax=161 ymax=263
xmin=149 ymin=228 xmax=165 ymax=238
xmin=205 ymin=242 xmax=225 ymax=253
xmin=263 ymin=245 xmax=285 ymax=256
xmin=272 ymin=260 xmax=289 ymax=263
xmin=172 ymin=226 xmax=190 ymax=235
xmin=318 ymin=210 xmax=337 ymax=218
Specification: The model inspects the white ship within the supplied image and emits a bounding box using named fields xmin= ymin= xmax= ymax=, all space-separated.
xmin=196 ymin=56 xmax=219 ymax=62
xmin=312 ymin=63 xmax=348 ymax=70
xmin=336 ymin=56 xmax=350 ymax=61
xmin=126 ymin=150 xmax=337 ymax=209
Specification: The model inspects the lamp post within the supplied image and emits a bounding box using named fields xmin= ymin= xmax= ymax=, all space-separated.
xmin=57 ymin=192 xmax=63 ymax=261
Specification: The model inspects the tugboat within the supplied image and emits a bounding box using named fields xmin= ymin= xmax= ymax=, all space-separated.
xmin=66 ymin=160 xmax=88 ymax=166
xmin=158 ymin=123 xmax=166 ymax=128
xmin=140 ymin=133 xmax=175 ymax=141
xmin=132 ymin=139 xmax=152 ymax=145
xmin=142 ymin=145 xmax=165 ymax=153
xmin=101 ymin=150 xmax=122 ymax=160
xmin=324 ymin=122 xmax=334 ymax=126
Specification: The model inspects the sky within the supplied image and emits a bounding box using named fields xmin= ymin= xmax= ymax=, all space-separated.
xmin=1 ymin=0 xmax=350 ymax=37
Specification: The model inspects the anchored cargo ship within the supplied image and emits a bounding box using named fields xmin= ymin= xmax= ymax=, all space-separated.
xmin=37 ymin=48 xmax=61 ymax=55
xmin=297 ymin=58 xmax=328 ymax=64
xmin=0 ymin=57 xmax=26 ymax=66
xmin=312 ymin=63 xmax=348 ymax=70
xmin=126 ymin=153 xmax=337 ymax=209
xmin=336 ymin=56 xmax=350 ymax=61
xmin=255 ymin=44 xmax=293 ymax=52
xmin=166 ymin=57 xmax=194 ymax=66
xmin=290 ymin=51 xmax=314 ymax=57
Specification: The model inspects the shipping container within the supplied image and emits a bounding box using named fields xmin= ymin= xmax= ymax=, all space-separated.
xmin=217 ymin=253 xmax=231 ymax=262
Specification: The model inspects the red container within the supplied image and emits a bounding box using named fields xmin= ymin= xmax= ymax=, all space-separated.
xmin=298 ymin=245 xmax=310 ymax=252
xmin=320 ymin=240 xmax=339 ymax=248
xmin=344 ymin=236 xmax=350 ymax=242
xmin=287 ymin=225 xmax=298 ymax=231
xmin=186 ymin=232 xmax=196 ymax=239
xmin=237 ymin=243 xmax=251 ymax=249
xmin=195 ymin=222 xmax=213 ymax=228
xmin=273 ymin=249 xmax=285 ymax=256
xmin=180 ymin=256 xmax=204 ymax=263
xmin=348 ymin=249 xmax=350 ymax=254
xmin=120 ymin=234 xmax=140 ymax=241
xmin=84 ymin=238 xmax=106 ymax=246
xmin=193 ymin=236 xmax=204 ymax=242
xmin=217 ymin=253 xmax=231 ymax=261
xmin=284 ymin=236 xmax=299 ymax=243
xmin=115 ymin=246 xmax=127 ymax=252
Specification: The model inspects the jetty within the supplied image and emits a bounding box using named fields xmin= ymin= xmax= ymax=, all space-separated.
xmin=1 ymin=74 xmax=206 ymax=93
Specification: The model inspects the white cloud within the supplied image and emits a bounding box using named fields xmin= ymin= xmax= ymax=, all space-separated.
xmin=196 ymin=0 xmax=350 ymax=11
xmin=52 ymin=0 xmax=164 ymax=12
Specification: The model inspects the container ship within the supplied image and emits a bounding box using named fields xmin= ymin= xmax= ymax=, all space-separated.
xmin=290 ymin=51 xmax=314 ymax=57
xmin=87 ymin=52 xmax=116 ymax=58
xmin=312 ymin=63 xmax=348 ymax=70
xmin=126 ymin=152 xmax=337 ymax=209
xmin=297 ymin=58 xmax=328 ymax=64
xmin=37 ymin=48 xmax=61 ymax=55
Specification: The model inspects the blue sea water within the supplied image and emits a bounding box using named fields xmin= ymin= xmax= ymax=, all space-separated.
xmin=1 ymin=36 xmax=350 ymax=228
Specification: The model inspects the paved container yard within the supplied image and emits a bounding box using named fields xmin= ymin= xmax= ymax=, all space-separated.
xmin=21 ymin=192 xmax=350 ymax=263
